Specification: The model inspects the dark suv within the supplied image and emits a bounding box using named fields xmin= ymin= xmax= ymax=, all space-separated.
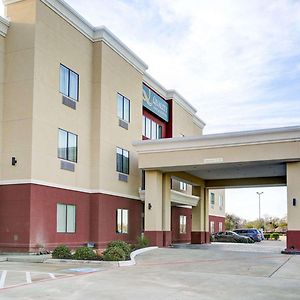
xmin=233 ymin=229 xmax=262 ymax=242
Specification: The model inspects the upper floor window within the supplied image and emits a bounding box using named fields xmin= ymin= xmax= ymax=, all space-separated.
xmin=142 ymin=116 xmax=162 ymax=140
xmin=117 ymin=93 xmax=130 ymax=123
xmin=60 ymin=64 xmax=79 ymax=101
xmin=210 ymin=192 xmax=215 ymax=208
xmin=219 ymin=195 xmax=224 ymax=210
xmin=179 ymin=182 xmax=187 ymax=191
xmin=57 ymin=203 xmax=76 ymax=233
xmin=116 ymin=147 xmax=129 ymax=174
xmin=58 ymin=129 xmax=78 ymax=163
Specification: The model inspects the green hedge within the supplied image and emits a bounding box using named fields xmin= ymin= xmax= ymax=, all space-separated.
xmin=270 ymin=233 xmax=280 ymax=240
xmin=103 ymin=246 xmax=126 ymax=261
xmin=72 ymin=247 xmax=97 ymax=260
xmin=105 ymin=240 xmax=131 ymax=259
xmin=52 ymin=245 xmax=72 ymax=259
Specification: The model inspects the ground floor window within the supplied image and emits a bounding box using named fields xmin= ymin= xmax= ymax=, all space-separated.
xmin=57 ymin=203 xmax=76 ymax=233
xmin=219 ymin=222 xmax=223 ymax=232
xmin=179 ymin=215 xmax=187 ymax=234
xmin=116 ymin=209 xmax=128 ymax=234
xmin=210 ymin=221 xmax=215 ymax=234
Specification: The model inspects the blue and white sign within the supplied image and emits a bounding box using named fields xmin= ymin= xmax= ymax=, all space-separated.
xmin=142 ymin=84 xmax=169 ymax=122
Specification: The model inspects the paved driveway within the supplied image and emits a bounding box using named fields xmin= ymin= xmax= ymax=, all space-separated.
xmin=0 ymin=240 xmax=299 ymax=300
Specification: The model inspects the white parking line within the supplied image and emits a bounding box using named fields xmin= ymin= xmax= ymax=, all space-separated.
xmin=25 ymin=272 xmax=32 ymax=284
xmin=49 ymin=273 xmax=56 ymax=279
xmin=0 ymin=270 xmax=7 ymax=289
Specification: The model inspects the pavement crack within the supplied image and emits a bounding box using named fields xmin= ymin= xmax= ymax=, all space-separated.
xmin=268 ymin=256 xmax=292 ymax=278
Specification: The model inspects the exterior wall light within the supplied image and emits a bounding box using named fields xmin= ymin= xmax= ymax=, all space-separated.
xmin=12 ymin=157 xmax=17 ymax=166
xmin=148 ymin=203 xmax=152 ymax=210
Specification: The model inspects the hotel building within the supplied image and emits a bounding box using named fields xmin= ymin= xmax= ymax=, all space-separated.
xmin=0 ymin=0 xmax=209 ymax=252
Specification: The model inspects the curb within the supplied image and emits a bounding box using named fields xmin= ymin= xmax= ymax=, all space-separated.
xmin=44 ymin=246 xmax=158 ymax=267
xmin=118 ymin=246 xmax=158 ymax=267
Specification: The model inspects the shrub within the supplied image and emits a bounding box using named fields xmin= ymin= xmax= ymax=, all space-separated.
xmin=106 ymin=240 xmax=131 ymax=259
xmin=135 ymin=235 xmax=150 ymax=249
xmin=73 ymin=246 xmax=96 ymax=260
xmin=52 ymin=245 xmax=72 ymax=259
xmin=264 ymin=233 xmax=271 ymax=240
xmin=103 ymin=246 xmax=126 ymax=261
xmin=271 ymin=233 xmax=280 ymax=240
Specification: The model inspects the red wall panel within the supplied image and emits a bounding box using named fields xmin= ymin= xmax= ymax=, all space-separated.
xmin=0 ymin=184 xmax=31 ymax=252
xmin=29 ymin=184 xmax=90 ymax=251
xmin=209 ymin=215 xmax=225 ymax=234
xmin=171 ymin=207 xmax=192 ymax=243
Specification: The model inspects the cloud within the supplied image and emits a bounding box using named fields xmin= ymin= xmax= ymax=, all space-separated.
xmin=2 ymin=0 xmax=300 ymax=134
xmin=64 ymin=0 xmax=300 ymax=134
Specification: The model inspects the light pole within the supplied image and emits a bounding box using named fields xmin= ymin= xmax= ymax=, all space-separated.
xmin=257 ymin=192 xmax=263 ymax=221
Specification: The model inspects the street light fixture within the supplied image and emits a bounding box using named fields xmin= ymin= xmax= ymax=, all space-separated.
xmin=257 ymin=192 xmax=264 ymax=220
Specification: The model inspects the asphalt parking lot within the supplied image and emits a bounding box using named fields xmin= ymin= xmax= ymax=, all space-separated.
xmin=0 ymin=240 xmax=299 ymax=300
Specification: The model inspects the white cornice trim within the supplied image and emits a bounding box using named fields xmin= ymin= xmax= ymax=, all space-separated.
xmin=133 ymin=126 xmax=300 ymax=153
xmin=143 ymin=72 xmax=168 ymax=99
xmin=0 ymin=179 xmax=141 ymax=200
xmin=0 ymin=16 xmax=9 ymax=37
xmin=2 ymin=0 xmax=23 ymax=4
xmin=38 ymin=0 xmax=148 ymax=74
xmin=143 ymin=73 xmax=205 ymax=128
xmin=193 ymin=115 xmax=206 ymax=129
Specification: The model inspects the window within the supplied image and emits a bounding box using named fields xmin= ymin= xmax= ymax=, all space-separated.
xmin=57 ymin=204 xmax=76 ymax=233
xmin=179 ymin=181 xmax=187 ymax=191
xmin=142 ymin=116 xmax=162 ymax=139
xmin=219 ymin=222 xmax=223 ymax=232
xmin=179 ymin=215 xmax=187 ymax=234
xmin=59 ymin=64 xmax=79 ymax=101
xmin=219 ymin=195 xmax=224 ymax=210
xmin=116 ymin=147 xmax=129 ymax=174
xmin=210 ymin=221 xmax=215 ymax=234
xmin=58 ymin=129 xmax=78 ymax=163
xmin=116 ymin=209 xmax=128 ymax=234
xmin=210 ymin=192 xmax=215 ymax=208
xmin=117 ymin=93 xmax=130 ymax=123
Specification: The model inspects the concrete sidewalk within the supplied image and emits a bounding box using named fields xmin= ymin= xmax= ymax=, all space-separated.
xmin=0 ymin=241 xmax=299 ymax=299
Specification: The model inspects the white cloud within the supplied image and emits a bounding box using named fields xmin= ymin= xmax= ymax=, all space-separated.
xmin=63 ymin=0 xmax=300 ymax=133
xmin=225 ymin=187 xmax=287 ymax=220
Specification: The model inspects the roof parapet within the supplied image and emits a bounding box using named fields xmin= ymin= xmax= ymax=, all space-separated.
xmin=3 ymin=0 xmax=204 ymax=126
xmin=36 ymin=0 xmax=148 ymax=73
xmin=143 ymin=73 xmax=206 ymax=128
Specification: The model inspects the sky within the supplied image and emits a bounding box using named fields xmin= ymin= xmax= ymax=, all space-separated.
xmin=1 ymin=0 xmax=296 ymax=219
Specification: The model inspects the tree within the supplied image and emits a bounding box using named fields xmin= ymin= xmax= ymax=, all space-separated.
xmin=225 ymin=213 xmax=245 ymax=230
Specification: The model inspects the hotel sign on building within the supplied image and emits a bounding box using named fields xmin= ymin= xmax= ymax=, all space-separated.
xmin=142 ymin=84 xmax=169 ymax=122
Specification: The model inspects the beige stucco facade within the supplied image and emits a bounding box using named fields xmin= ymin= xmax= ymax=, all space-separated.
xmin=1 ymin=0 xmax=299 ymax=252
xmin=0 ymin=0 xmax=204 ymax=201
xmin=208 ymin=189 xmax=225 ymax=217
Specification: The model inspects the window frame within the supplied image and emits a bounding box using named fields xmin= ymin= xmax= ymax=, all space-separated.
xmin=219 ymin=195 xmax=224 ymax=210
xmin=117 ymin=93 xmax=130 ymax=123
xmin=210 ymin=192 xmax=215 ymax=208
xmin=142 ymin=115 xmax=163 ymax=140
xmin=59 ymin=64 xmax=79 ymax=101
xmin=56 ymin=203 xmax=76 ymax=233
xmin=210 ymin=221 xmax=215 ymax=234
xmin=58 ymin=128 xmax=78 ymax=163
xmin=179 ymin=215 xmax=187 ymax=234
xmin=179 ymin=182 xmax=187 ymax=191
xmin=116 ymin=208 xmax=129 ymax=234
xmin=116 ymin=147 xmax=130 ymax=175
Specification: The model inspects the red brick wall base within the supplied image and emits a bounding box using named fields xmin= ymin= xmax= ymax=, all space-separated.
xmin=144 ymin=231 xmax=172 ymax=247
xmin=191 ymin=231 xmax=210 ymax=244
xmin=287 ymin=230 xmax=300 ymax=251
